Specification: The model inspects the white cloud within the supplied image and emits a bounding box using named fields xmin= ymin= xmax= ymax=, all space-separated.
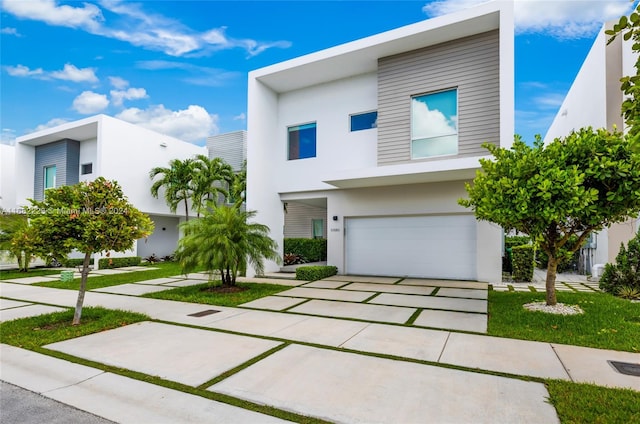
xmin=1 ymin=27 xmax=22 ymax=36
xmin=50 ymin=63 xmax=98 ymax=83
xmin=110 ymin=87 xmax=148 ymax=106
xmin=31 ymin=118 xmax=70 ymax=132
xmin=116 ymin=104 xmax=219 ymax=143
xmin=4 ymin=64 xmax=44 ymax=77
xmin=136 ymin=60 xmax=239 ymax=87
xmin=411 ymin=98 xmax=457 ymax=139
xmin=108 ymin=76 xmax=129 ymax=89
xmin=4 ymin=63 xmax=98 ymax=83
xmin=2 ymin=0 xmax=102 ymax=30
xmin=233 ymin=113 xmax=246 ymax=121
xmin=1 ymin=129 xmax=17 ymax=145
xmin=422 ymin=0 xmax=635 ymax=38
xmin=2 ymin=0 xmax=290 ymax=57
xmin=72 ymin=91 xmax=109 ymax=114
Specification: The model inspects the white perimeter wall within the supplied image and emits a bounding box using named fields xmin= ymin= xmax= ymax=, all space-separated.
xmin=0 ymin=144 xmax=16 ymax=210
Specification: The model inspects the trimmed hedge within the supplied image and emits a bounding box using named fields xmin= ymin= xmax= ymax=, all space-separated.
xmin=98 ymin=256 xmax=141 ymax=269
xmin=61 ymin=258 xmax=94 ymax=267
xmin=600 ymin=230 xmax=640 ymax=294
xmin=295 ymin=265 xmax=337 ymax=281
xmin=284 ymin=238 xmax=327 ymax=262
xmin=505 ymin=235 xmax=531 ymax=249
xmin=511 ymin=245 xmax=535 ymax=282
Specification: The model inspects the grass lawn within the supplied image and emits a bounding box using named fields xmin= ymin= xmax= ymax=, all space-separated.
xmin=0 ymin=307 xmax=149 ymax=350
xmin=546 ymin=380 xmax=640 ymax=424
xmin=32 ymin=262 xmax=192 ymax=291
xmin=143 ymin=281 xmax=291 ymax=307
xmin=488 ymin=291 xmax=640 ymax=352
xmin=0 ymin=268 xmax=63 ymax=280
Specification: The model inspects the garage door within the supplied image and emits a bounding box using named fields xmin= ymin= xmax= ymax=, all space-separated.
xmin=345 ymin=215 xmax=477 ymax=280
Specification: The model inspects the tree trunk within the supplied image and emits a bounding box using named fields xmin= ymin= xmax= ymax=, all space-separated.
xmin=72 ymin=252 xmax=92 ymax=325
xmin=545 ymin=255 xmax=558 ymax=306
xmin=183 ymin=198 xmax=190 ymax=222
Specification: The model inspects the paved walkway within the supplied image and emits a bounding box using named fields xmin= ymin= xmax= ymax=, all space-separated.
xmin=1 ymin=273 xmax=638 ymax=423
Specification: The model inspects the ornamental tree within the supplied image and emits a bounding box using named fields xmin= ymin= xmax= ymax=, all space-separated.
xmin=459 ymin=128 xmax=640 ymax=305
xmin=26 ymin=178 xmax=154 ymax=324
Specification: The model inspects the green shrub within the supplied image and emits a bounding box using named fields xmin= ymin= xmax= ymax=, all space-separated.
xmin=505 ymin=235 xmax=531 ymax=249
xmin=283 ymin=238 xmax=327 ymax=262
xmin=295 ymin=265 xmax=337 ymax=281
xmin=600 ymin=230 xmax=640 ymax=295
xmin=98 ymin=256 xmax=141 ymax=269
xmin=61 ymin=258 xmax=94 ymax=267
xmin=511 ymin=245 xmax=535 ymax=282
xmin=535 ymin=235 xmax=581 ymax=271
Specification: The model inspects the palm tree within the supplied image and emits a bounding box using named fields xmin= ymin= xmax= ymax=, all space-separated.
xmin=149 ymin=158 xmax=196 ymax=221
xmin=228 ymin=160 xmax=247 ymax=208
xmin=175 ymin=203 xmax=280 ymax=286
xmin=191 ymin=155 xmax=234 ymax=217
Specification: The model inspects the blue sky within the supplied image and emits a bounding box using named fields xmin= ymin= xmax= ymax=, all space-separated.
xmin=1 ymin=0 xmax=636 ymax=146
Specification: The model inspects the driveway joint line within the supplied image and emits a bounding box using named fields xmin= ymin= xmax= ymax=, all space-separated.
xmin=437 ymin=331 xmax=452 ymax=363
xmin=550 ymin=343 xmax=575 ymax=382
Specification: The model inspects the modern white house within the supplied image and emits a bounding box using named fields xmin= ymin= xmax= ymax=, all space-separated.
xmin=0 ymin=143 xmax=16 ymax=211
xmin=13 ymin=114 xmax=207 ymax=259
xmin=545 ymin=21 xmax=640 ymax=268
xmin=246 ymin=2 xmax=514 ymax=283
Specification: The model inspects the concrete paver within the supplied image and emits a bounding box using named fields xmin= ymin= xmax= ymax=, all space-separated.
xmin=436 ymin=287 xmax=488 ymax=299
xmin=131 ymin=277 xmax=183 ymax=285
xmin=269 ymin=316 xmax=369 ymax=347
xmin=0 ymin=304 xmax=68 ymax=322
xmin=414 ymin=309 xmax=487 ymax=333
xmin=206 ymin=310 xmax=310 ymax=335
xmin=371 ymin=292 xmax=487 ymax=313
xmin=239 ymin=296 xmax=307 ymax=311
xmin=236 ymin=276 xmax=305 ymax=286
xmin=322 ymin=275 xmax=400 ymax=284
xmin=289 ymin=299 xmax=415 ymax=324
xmin=0 ymin=345 xmax=286 ymax=424
xmin=342 ymin=282 xmax=435 ymax=295
xmin=340 ymin=323 xmax=449 ymax=362
xmin=90 ymin=269 xmax=129 ymax=275
xmin=552 ymin=344 xmax=640 ymax=391
xmin=2 ymin=276 xmax=66 ymax=284
xmin=161 ymin=279 xmax=209 ymax=288
xmin=275 ymin=287 xmax=373 ymax=302
xmin=91 ymin=283 xmax=172 ymax=296
xmin=211 ymin=344 xmax=559 ymax=424
xmin=0 ymin=298 xmax=31 ymax=309
xmin=44 ymin=321 xmax=282 ymax=387
xmin=302 ymin=280 xmax=348 ymax=289
xmin=400 ymin=278 xmax=488 ymax=289
xmin=440 ymin=333 xmax=570 ymax=380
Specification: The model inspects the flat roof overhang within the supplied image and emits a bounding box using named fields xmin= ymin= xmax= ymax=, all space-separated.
xmin=16 ymin=116 xmax=100 ymax=146
xmin=251 ymin=3 xmax=503 ymax=93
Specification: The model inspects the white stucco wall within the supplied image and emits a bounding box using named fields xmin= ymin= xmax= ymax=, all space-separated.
xmin=0 ymin=144 xmax=16 ymax=210
xmin=78 ymin=138 xmax=97 ymax=182
xmin=97 ymin=115 xmax=207 ymax=216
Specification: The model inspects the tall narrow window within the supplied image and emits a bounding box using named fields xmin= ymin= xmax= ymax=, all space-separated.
xmin=411 ymin=89 xmax=458 ymax=159
xmin=312 ymin=219 xmax=324 ymax=239
xmin=288 ymin=123 xmax=316 ymax=160
xmin=44 ymin=165 xmax=56 ymax=190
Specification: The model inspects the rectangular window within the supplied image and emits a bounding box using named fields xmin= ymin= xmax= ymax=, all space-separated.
xmin=411 ymin=88 xmax=458 ymax=159
xmin=44 ymin=165 xmax=56 ymax=190
xmin=288 ymin=123 xmax=316 ymax=160
xmin=350 ymin=111 xmax=377 ymax=132
xmin=312 ymin=219 xmax=324 ymax=239
xmin=81 ymin=163 xmax=93 ymax=175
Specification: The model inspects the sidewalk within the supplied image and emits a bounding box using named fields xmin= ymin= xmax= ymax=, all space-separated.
xmin=1 ymin=275 xmax=638 ymax=423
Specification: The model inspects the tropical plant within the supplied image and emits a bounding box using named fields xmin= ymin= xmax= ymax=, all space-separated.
xmin=175 ymin=203 xmax=280 ymax=286
xmin=25 ymin=178 xmax=154 ymax=324
xmin=228 ymin=160 xmax=247 ymax=207
xmin=0 ymin=210 xmax=38 ymax=272
xmin=460 ymin=128 xmax=640 ymax=306
xmin=600 ymin=229 xmax=640 ymax=295
xmin=150 ymin=158 xmax=197 ymax=221
xmin=191 ymin=155 xmax=234 ymax=216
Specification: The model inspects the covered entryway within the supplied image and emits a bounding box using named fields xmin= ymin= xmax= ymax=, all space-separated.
xmin=345 ymin=214 xmax=477 ymax=280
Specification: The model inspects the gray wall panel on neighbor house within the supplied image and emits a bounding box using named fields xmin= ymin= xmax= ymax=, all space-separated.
xmin=284 ymin=202 xmax=327 ymax=239
xmin=207 ymin=131 xmax=247 ymax=171
xmin=377 ymin=29 xmax=500 ymax=166
xmin=33 ymin=139 xmax=80 ymax=200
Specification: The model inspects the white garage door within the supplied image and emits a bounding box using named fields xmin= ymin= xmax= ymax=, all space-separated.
xmin=345 ymin=215 xmax=477 ymax=280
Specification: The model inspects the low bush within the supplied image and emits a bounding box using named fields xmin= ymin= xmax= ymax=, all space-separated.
xmin=283 ymin=238 xmax=327 ymax=262
xmin=295 ymin=265 xmax=337 ymax=281
xmin=505 ymin=235 xmax=531 ymax=249
xmin=600 ymin=230 xmax=640 ymax=295
xmin=61 ymin=257 xmax=94 ymax=267
xmin=98 ymin=256 xmax=141 ymax=269
xmin=283 ymin=252 xmax=307 ymax=266
xmin=511 ymin=245 xmax=535 ymax=282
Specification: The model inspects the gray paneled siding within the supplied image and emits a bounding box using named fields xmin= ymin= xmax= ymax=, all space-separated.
xmin=207 ymin=130 xmax=247 ymax=171
xmin=377 ymin=30 xmax=500 ymax=165
xmin=284 ymin=202 xmax=327 ymax=239
xmin=33 ymin=139 xmax=80 ymax=200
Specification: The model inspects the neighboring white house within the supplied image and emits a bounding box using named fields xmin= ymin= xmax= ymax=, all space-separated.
xmin=0 ymin=143 xmax=16 ymax=211
xmin=545 ymin=22 xmax=639 ymax=267
xmin=13 ymin=114 xmax=207 ymax=259
xmin=246 ymin=2 xmax=514 ymax=283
